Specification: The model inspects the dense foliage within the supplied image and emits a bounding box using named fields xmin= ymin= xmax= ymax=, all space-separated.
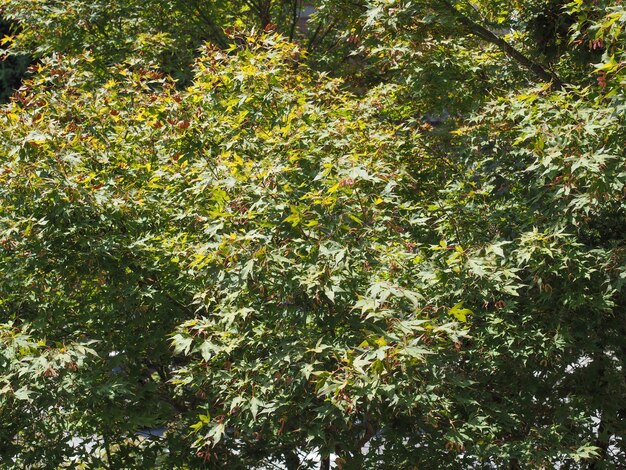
xmin=0 ymin=18 xmax=28 ymax=102
xmin=1 ymin=1 xmax=625 ymax=468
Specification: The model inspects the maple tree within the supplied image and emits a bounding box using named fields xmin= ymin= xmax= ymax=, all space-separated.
xmin=1 ymin=1 xmax=625 ymax=468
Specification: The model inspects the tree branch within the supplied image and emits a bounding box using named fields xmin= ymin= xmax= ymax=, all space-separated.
xmin=435 ymin=0 xmax=564 ymax=90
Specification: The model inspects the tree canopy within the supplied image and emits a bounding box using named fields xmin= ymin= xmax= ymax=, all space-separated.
xmin=1 ymin=1 xmax=625 ymax=468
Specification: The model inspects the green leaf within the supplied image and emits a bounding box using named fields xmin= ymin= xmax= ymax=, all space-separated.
xmin=448 ymin=302 xmax=473 ymax=323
